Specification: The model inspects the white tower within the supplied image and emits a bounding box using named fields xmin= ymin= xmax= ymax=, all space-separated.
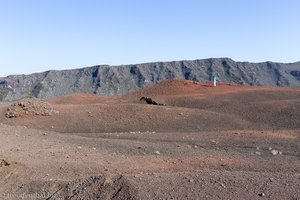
xmin=213 ymin=76 xmax=217 ymax=87
xmin=211 ymin=74 xmax=219 ymax=87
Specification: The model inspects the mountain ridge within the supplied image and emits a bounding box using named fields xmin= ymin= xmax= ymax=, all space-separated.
xmin=1 ymin=57 xmax=299 ymax=101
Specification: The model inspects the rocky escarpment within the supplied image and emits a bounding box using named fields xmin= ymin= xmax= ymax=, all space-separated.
xmin=0 ymin=58 xmax=299 ymax=101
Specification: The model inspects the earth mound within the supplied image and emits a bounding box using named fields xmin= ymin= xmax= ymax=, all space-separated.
xmin=125 ymin=80 xmax=240 ymax=100
xmin=5 ymin=98 xmax=57 ymax=118
xmin=129 ymin=80 xmax=205 ymax=97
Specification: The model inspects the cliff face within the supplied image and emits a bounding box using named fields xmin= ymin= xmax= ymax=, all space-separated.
xmin=0 ymin=58 xmax=299 ymax=101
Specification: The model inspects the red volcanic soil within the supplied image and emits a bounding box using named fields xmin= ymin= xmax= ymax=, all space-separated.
xmin=0 ymin=80 xmax=299 ymax=199
xmin=2 ymin=80 xmax=299 ymax=133
xmin=48 ymin=93 xmax=117 ymax=105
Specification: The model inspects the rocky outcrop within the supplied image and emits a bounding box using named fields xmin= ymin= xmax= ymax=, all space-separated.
xmin=140 ymin=97 xmax=165 ymax=106
xmin=0 ymin=58 xmax=299 ymax=101
xmin=5 ymin=98 xmax=57 ymax=118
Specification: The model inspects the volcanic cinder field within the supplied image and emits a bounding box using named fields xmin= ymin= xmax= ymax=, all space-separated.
xmin=0 ymin=80 xmax=299 ymax=200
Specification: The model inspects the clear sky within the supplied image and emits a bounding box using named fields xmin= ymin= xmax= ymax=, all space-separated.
xmin=0 ymin=0 xmax=300 ymax=77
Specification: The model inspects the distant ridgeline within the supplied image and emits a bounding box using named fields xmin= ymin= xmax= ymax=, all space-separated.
xmin=0 ymin=58 xmax=299 ymax=101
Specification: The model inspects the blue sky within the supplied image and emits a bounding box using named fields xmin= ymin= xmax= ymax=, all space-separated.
xmin=0 ymin=0 xmax=300 ymax=77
